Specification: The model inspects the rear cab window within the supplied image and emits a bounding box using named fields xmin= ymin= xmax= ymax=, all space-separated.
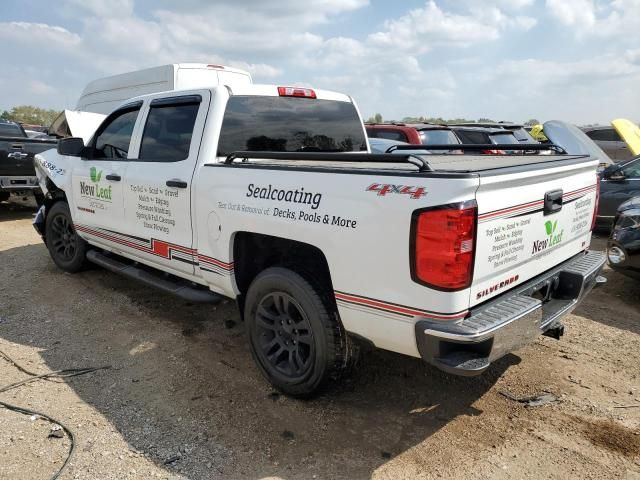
xmin=367 ymin=128 xmax=409 ymax=143
xmin=217 ymin=96 xmax=367 ymax=156
xmin=455 ymin=130 xmax=489 ymax=144
xmin=490 ymin=132 xmax=519 ymax=145
xmin=419 ymin=129 xmax=460 ymax=145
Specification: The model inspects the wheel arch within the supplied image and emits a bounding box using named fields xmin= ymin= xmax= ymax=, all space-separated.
xmin=231 ymin=231 xmax=336 ymax=317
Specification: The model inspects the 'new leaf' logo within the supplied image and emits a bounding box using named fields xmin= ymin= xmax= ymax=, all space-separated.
xmin=544 ymin=220 xmax=558 ymax=236
xmin=90 ymin=167 xmax=102 ymax=183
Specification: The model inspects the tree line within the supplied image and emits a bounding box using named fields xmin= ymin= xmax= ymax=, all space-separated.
xmin=1 ymin=105 xmax=61 ymax=127
xmin=366 ymin=113 xmax=540 ymax=126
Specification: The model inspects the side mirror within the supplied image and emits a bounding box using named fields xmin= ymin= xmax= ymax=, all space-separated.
xmin=608 ymin=173 xmax=626 ymax=182
xmin=57 ymin=137 xmax=85 ymax=157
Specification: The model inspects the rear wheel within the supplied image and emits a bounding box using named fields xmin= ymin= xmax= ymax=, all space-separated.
xmin=45 ymin=201 xmax=89 ymax=273
xmin=245 ymin=267 xmax=352 ymax=397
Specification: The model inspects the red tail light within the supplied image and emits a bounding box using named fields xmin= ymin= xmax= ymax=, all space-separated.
xmin=277 ymin=86 xmax=316 ymax=99
xmin=411 ymin=201 xmax=477 ymax=291
xmin=591 ymin=175 xmax=601 ymax=231
xmin=482 ymin=149 xmax=506 ymax=155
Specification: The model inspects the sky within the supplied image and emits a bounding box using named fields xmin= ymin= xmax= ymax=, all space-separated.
xmin=0 ymin=0 xmax=638 ymax=124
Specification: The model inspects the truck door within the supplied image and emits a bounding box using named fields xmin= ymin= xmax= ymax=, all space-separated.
xmin=121 ymin=92 xmax=210 ymax=276
xmin=71 ymin=102 xmax=142 ymax=246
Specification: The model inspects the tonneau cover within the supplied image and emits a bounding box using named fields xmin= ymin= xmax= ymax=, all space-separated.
xmin=215 ymin=153 xmax=591 ymax=174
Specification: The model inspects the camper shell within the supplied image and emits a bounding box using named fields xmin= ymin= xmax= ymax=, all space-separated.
xmin=76 ymin=63 xmax=252 ymax=114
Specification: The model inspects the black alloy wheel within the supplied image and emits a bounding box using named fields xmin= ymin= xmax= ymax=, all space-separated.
xmin=254 ymin=292 xmax=314 ymax=379
xmin=49 ymin=213 xmax=78 ymax=262
xmin=244 ymin=267 xmax=353 ymax=397
xmin=45 ymin=201 xmax=89 ymax=273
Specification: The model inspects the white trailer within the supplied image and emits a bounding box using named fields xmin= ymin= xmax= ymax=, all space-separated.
xmin=76 ymin=64 xmax=252 ymax=114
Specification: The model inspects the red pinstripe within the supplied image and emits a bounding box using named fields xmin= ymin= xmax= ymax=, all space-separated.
xmin=335 ymin=292 xmax=468 ymax=320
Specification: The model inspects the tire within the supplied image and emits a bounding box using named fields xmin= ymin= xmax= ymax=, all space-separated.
xmin=0 ymin=191 xmax=9 ymax=202
xmin=244 ymin=267 xmax=352 ymax=397
xmin=45 ymin=201 xmax=89 ymax=273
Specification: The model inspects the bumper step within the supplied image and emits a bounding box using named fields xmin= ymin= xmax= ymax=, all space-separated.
xmin=87 ymin=250 xmax=222 ymax=304
xmin=434 ymin=352 xmax=490 ymax=376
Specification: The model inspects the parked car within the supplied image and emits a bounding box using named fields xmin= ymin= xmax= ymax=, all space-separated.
xmin=368 ymin=137 xmax=408 ymax=153
xmin=581 ymin=125 xmax=633 ymax=161
xmin=34 ymin=81 xmax=604 ymax=396
xmin=366 ymin=123 xmax=460 ymax=146
xmin=595 ymin=155 xmax=640 ymax=230
xmin=607 ymin=196 xmax=640 ymax=280
xmin=448 ymin=126 xmax=521 ymax=154
xmin=612 ymin=118 xmax=640 ymax=157
xmin=0 ymin=119 xmax=56 ymax=202
xmin=450 ymin=122 xmax=537 ymax=144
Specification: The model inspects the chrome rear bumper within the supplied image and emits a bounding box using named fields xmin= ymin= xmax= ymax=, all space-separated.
xmin=415 ymin=250 xmax=606 ymax=376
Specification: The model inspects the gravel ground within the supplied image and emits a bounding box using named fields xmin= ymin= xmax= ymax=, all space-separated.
xmin=0 ymin=199 xmax=639 ymax=480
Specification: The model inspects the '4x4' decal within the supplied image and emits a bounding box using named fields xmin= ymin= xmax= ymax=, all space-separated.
xmin=366 ymin=183 xmax=427 ymax=199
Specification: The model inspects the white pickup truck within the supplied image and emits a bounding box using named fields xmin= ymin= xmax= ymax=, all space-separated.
xmin=33 ymin=83 xmax=606 ymax=396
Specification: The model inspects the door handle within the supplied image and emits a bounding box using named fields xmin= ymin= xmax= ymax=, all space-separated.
xmin=7 ymin=152 xmax=29 ymax=159
xmin=166 ymin=179 xmax=188 ymax=188
xmin=105 ymin=174 xmax=121 ymax=181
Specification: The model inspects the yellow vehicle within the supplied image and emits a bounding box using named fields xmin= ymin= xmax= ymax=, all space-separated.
xmin=612 ymin=118 xmax=640 ymax=157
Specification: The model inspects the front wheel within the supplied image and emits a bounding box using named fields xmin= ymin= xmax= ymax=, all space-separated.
xmin=45 ymin=201 xmax=89 ymax=273
xmin=244 ymin=267 xmax=352 ymax=397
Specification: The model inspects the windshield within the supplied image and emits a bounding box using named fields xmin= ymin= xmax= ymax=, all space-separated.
xmin=217 ymin=96 xmax=367 ymax=156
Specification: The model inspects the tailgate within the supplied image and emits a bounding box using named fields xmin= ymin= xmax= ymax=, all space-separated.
xmin=471 ymin=160 xmax=598 ymax=307
xmin=0 ymin=139 xmax=54 ymax=176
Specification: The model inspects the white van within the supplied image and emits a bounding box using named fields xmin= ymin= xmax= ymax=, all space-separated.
xmin=76 ymin=63 xmax=252 ymax=114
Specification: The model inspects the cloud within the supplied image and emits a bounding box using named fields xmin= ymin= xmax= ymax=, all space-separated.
xmin=229 ymin=62 xmax=283 ymax=78
xmin=546 ymin=0 xmax=640 ymax=39
xmin=65 ymin=0 xmax=134 ymax=17
xmin=461 ymin=49 xmax=640 ymax=122
xmin=28 ymin=80 xmax=56 ymax=95
xmin=369 ymin=1 xmax=505 ymax=53
xmin=546 ymin=0 xmax=596 ymax=27
xmin=0 ymin=22 xmax=81 ymax=48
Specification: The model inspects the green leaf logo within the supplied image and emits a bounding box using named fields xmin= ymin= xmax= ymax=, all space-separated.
xmin=544 ymin=220 xmax=558 ymax=235
xmin=90 ymin=167 xmax=102 ymax=183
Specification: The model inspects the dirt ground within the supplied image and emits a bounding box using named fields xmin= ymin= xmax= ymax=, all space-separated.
xmin=0 ymin=199 xmax=639 ymax=480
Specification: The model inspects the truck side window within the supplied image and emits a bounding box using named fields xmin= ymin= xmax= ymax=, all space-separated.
xmin=139 ymin=103 xmax=199 ymax=162
xmin=92 ymin=108 xmax=140 ymax=160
